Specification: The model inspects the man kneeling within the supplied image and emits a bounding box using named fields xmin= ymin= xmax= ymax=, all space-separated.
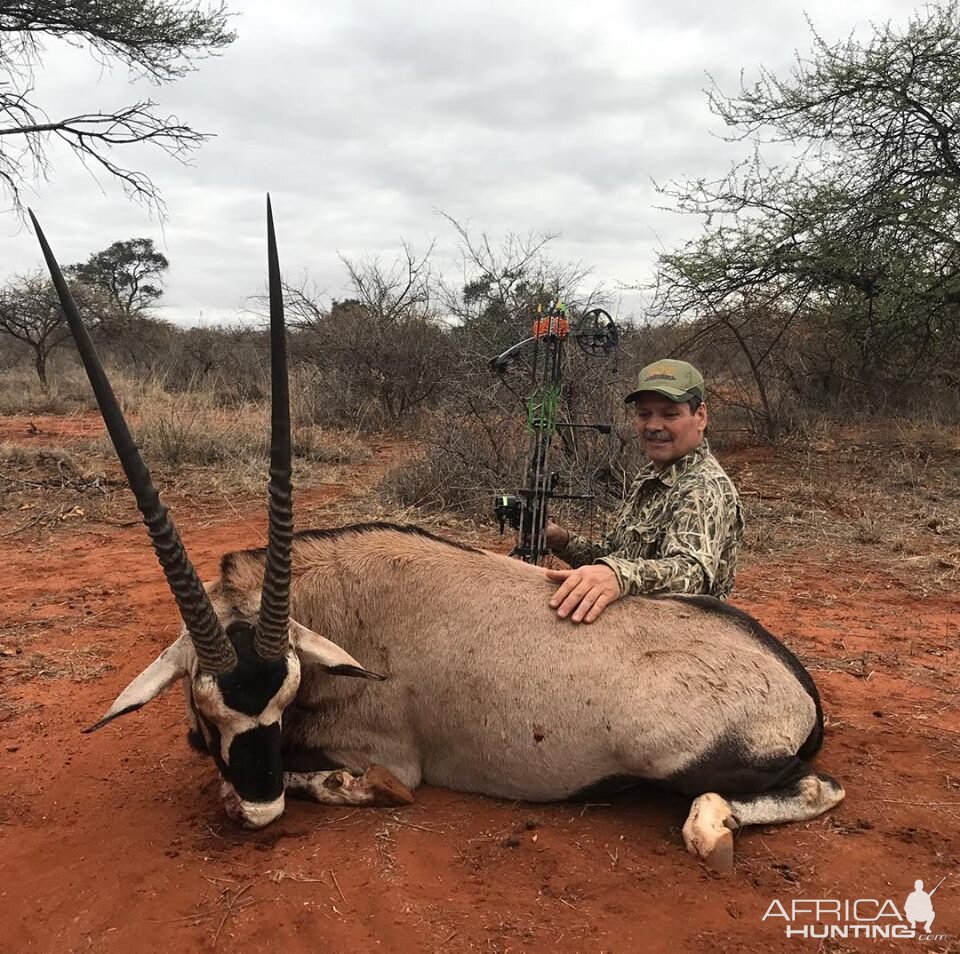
xmin=546 ymin=359 xmax=744 ymax=623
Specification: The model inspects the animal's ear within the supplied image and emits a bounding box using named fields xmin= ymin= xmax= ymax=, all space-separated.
xmin=84 ymin=637 xmax=193 ymax=733
xmin=289 ymin=619 xmax=385 ymax=680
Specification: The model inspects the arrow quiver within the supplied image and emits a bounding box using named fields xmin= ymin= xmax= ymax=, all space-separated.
xmin=490 ymin=304 xmax=618 ymax=565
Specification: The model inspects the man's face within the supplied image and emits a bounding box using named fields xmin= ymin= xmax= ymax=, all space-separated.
xmin=631 ymin=393 xmax=707 ymax=468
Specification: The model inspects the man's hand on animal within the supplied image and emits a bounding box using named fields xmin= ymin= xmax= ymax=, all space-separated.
xmin=546 ymin=563 xmax=621 ymax=623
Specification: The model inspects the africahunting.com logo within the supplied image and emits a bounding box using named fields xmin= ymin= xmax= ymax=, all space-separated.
xmin=762 ymin=877 xmax=948 ymax=941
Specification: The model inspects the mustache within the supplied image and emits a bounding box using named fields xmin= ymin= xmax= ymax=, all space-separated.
xmin=643 ymin=430 xmax=671 ymax=441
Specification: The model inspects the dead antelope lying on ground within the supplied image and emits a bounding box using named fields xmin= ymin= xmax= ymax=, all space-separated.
xmin=32 ymin=202 xmax=844 ymax=872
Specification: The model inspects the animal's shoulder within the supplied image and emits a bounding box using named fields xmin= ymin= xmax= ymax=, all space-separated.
xmin=219 ymin=523 xmax=482 ymax=591
xmin=293 ymin=522 xmax=481 ymax=554
xmin=219 ymin=547 xmax=266 ymax=593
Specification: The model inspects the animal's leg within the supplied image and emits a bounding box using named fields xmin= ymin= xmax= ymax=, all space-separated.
xmin=682 ymin=772 xmax=845 ymax=873
xmin=726 ymin=771 xmax=845 ymax=826
xmin=285 ymin=766 xmax=415 ymax=807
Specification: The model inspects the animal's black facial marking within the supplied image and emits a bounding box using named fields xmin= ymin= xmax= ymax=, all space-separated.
xmin=218 ymin=621 xmax=289 ymax=716
xmin=198 ymin=717 xmax=284 ymax=802
xmin=227 ymin=723 xmax=284 ymax=802
xmin=188 ymin=622 xmax=298 ymax=808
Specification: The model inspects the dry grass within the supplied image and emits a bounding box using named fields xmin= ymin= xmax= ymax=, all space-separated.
xmin=11 ymin=646 xmax=113 ymax=683
xmin=728 ymin=422 xmax=960 ymax=591
xmin=2 ymin=393 xmax=958 ymax=592
xmin=94 ymin=390 xmax=372 ymax=472
xmin=0 ymin=396 xmax=372 ymax=534
xmin=0 ymin=366 xmax=218 ymax=417
xmin=0 ymin=364 xmax=380 ymax=529
xmin=377 ymin=416 xmax=525 ymax=517
xmin=0 ymin=443 xmax=124 ymax=530
xmin=0 ymin=369 xmax=96 ymax=415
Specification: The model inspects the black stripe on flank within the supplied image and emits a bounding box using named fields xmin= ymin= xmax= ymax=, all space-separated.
xmin=671 ymin=594 xmax=824 ymax=759
xmin=666 ymin=737 xmax=812 ymax=798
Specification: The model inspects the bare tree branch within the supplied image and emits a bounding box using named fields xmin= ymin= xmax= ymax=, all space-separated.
xmin=0 ymin=0 xmax=235 ymax=215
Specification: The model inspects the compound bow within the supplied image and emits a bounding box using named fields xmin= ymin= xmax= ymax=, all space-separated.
xmin=490 ymin=302 xmax=618 ymax=564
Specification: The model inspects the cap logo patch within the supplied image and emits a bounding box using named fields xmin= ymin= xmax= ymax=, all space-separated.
xmin=646 ymin=369 xmax=677 ymax=381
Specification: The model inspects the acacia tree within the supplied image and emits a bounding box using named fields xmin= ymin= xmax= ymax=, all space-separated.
xmin=0 ymin=271 xmax=108 ymax=386
xmin=281 ymin=243 xmax=458 ymax=428
xmin=69 ymin=237 xmax=169 ymax=318
xmin=0 ymin=0 xmax=235 ymax=215
xmin=652 ymin=2 xmax=960 ymax=423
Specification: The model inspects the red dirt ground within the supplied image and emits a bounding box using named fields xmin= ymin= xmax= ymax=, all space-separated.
xmin=0 ymin=412 xmax=106 ymax=445
xmin=2 ymin=421 xmax=959 ymax=954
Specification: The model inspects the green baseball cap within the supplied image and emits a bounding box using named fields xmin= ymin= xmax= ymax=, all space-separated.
xmin=624 ymin=359 xmax=704 ymax=404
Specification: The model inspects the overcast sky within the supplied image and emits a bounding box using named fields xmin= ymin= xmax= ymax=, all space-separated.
xmin=0 ymin=0 xmax=922 ymax=326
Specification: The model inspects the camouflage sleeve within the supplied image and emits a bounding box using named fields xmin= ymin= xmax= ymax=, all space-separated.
xmin=554 ymin=529 xmax=610 ymax=568
xmin=596 ymin=478 xmax=733 ymax=597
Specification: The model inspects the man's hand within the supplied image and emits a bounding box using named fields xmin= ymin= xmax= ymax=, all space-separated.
xmin=545 ymin=564 xmax=621 ymax=624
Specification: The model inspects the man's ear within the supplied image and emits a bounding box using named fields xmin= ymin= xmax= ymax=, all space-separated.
xmin=288 ymin=619 xmax=385 ymax=680
xmin=84 ymin=636 xmax=193 ymax=733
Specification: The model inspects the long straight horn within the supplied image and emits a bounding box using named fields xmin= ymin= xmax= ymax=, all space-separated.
xmin=29 ymin=210 xmax=237 ymax=675
xmin=254 ymin=196 xmax=293 ymax=661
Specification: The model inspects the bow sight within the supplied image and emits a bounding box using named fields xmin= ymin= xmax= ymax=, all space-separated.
xmin=489 ymin=303 xmax=618 ymax=565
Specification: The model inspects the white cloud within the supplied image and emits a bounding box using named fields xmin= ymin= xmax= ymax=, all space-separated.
xmin=1 ymin=0 xmax=922 ymax=326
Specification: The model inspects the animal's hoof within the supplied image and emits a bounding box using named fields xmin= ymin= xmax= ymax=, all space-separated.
xmin=363 ymin=764 xmax=415 ymax=806
xmin=682 ymin=792 xmax=737 ymax=873
xmin=701 ymin=828 xmax=734 ymax=873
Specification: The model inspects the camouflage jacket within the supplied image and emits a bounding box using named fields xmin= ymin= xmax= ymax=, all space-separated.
xmin=556 ymin=439 xmax=744 ymax=598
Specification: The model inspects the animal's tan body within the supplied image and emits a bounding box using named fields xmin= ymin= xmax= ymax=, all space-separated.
xmin=216 ymin=526 xmax=818 ymax=801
